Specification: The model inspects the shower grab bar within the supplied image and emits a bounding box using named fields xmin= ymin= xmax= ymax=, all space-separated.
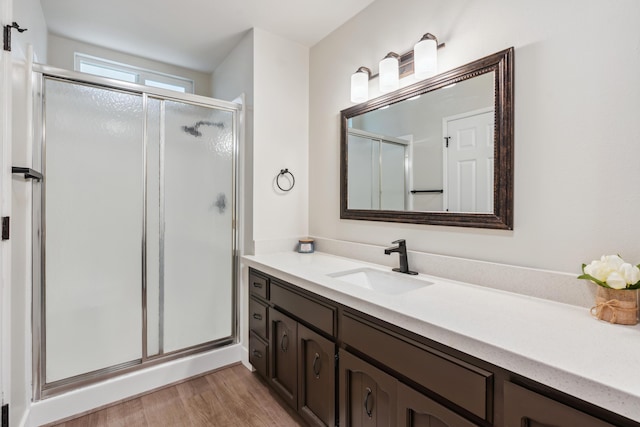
xmin=12 ymin=167 xmax=43 ymax=181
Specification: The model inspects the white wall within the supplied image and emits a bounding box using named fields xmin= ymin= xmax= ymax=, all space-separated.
xmin=12 ymin=0 xmax=47 ymax=62
xmin=309 ymin=0 xmax=640 ymax=274
xmin=212 ymin=28 xmax=309 ymax=368
xmin=211 ymin=32 xmax=255 ymax=369
xmin=253 ymin=28 xmax=309 ymax=249
xmin=212 ymin=30 xmax=254 ymax=255
xmin=47 ymin=34 xmax=213 ymax=97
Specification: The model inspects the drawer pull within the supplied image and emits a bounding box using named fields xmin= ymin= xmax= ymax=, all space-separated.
xmin=312 ymin=352 xmax=321 ymax=378
xmin=252 ymin=313 xmax=262 ymax=320
xmin=280 ymin=332 xmax=289 ymax=352
xmin=253 ymin=281 xmax=263 ymax=289
xmin=252 ymin=349 xmax=263 ymax=358
xmin=364 ymin=387 xmax=373 ymax=418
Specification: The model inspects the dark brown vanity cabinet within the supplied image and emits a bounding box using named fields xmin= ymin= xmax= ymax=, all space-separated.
xmin=341 ymin=309 xmax=492 ymax=424
xmin=339 ymin=350 xmax=397 ymax=426
xmin=248 ymin=270 xmax=270 ymax=379
xmin=249 ymin=268 xmax=640 ymax=427
xmin=298 ymin=324 xmax=336 ymax=427
xmin=270 ymin=309 xmax=337 ymax=426
xmin=248 ymin=268 xmax=337 ymax=426
xmin=503 ymin=382 xmax=617 ymax=427
xmin=398 ymin=382 xmax=479 ymax=427
xmin=339 ymin=350 xmax=475 ymax=427
xmin=269 ymin=308 xmax=299 ymax=409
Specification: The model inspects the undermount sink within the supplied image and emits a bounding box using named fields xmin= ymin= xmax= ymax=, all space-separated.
xmin=328 ymin=268 xmax=433 ymax=295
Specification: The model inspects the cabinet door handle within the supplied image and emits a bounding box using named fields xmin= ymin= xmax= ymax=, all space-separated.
xmin=252 ymin=349 xmax=263 ymax=358
xmin=280 ymin=332 xmax=289 ymax=352
xmin=312 ymin=352 xmax=321 ymax=378
xmin=252 ymin=313 xmax=262 ymax=320
xmin=364 ymin=387 xmax=373 ymax=418
xmin=253 ymin=281 xmax=263 ymax=289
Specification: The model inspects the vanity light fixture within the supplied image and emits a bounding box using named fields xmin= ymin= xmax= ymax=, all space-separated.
xmin=414 ymin=33 xmax=439 ymax=78
xmin=350 ymin=66 xmax=371 ymax=103
xmin=379 ymin=52 xmax=400 ymax=93
xmin=349 ymin=32 xmax=445 ymax=103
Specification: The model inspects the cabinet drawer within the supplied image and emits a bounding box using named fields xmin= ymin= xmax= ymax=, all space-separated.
xmin=341 ymin=311 xmax=492 ymax=421
xmin=271 ymin=280 xmax=336 ymax=337
xmin=249 ymin=331 xmax=268 ymax=378
xmin=504 ymin=382 xmax=616 ymax=427
xmin=249 ymin=296 xmax=268 ymax=340
xmin=249 ymin=269 xmax=269 ymax=300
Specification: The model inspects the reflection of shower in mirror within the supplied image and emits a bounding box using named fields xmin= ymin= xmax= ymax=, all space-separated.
xmin=181 ymin=120 xmax=224 ymax=137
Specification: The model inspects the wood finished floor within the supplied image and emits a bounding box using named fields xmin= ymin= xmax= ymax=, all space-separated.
xmin=51 ymin=364 xmax=305 ymax=427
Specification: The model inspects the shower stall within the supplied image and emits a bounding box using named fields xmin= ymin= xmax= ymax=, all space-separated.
xmin=30 ymin=67 xmax=240 ymax=398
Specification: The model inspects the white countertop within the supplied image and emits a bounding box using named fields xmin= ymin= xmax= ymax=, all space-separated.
xmin=243 ymin=251 xmax=640 ymax=422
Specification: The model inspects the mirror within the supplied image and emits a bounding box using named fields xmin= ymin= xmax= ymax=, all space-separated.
xmin=340 ymin=48 xmax=514 ymax=229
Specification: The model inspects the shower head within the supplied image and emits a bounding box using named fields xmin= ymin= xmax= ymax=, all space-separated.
xmin=181 ymin=120 xmax=224 ymax=137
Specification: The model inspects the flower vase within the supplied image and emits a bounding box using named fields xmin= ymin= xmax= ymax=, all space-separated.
xmin=591 ymin=287 xmax=638 ymax=325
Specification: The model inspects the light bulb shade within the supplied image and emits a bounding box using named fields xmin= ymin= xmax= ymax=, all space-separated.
xmin=414 ymin=37 xmax=437 ymax=79
xmin=379 ymin=55 xmax=399 ymax=93
xmin=350 ymin=70 xmax=369 ymax=103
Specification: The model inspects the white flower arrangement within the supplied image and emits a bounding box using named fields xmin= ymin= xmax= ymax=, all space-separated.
xmin=579 ymin=255 xmax=640 ymax=290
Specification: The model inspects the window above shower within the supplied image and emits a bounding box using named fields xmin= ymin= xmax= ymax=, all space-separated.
xmin=74 ymin=53 xmax=195 ymax=93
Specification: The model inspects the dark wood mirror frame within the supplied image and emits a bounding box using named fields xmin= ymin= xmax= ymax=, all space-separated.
xmin=340 ymin=47 xmax=514 ymax=229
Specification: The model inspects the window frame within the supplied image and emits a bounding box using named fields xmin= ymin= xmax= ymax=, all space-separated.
xmin=74 ymin=53 xmax=195 ymax=94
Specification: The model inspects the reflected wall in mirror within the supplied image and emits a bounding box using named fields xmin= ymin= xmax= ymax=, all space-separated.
xmin=340 ymin=48 xmax=514 ymax=229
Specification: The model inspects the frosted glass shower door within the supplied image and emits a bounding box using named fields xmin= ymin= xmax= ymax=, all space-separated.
xmin=160 ymin=101 xmax=235 ymax=352
xmin=44 ymin=79 xmax=144 ymax=383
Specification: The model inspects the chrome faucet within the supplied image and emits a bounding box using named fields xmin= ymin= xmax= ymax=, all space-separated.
xmin=384 ymin=239 xmax=418 ymax=275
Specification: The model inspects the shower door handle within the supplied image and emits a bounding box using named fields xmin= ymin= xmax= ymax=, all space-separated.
xmin=12 ymin=167 xmax=43 ymax=181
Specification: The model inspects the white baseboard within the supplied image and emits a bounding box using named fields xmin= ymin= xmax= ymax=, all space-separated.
xmin=28 ymin=344 xmax=242 ymax=427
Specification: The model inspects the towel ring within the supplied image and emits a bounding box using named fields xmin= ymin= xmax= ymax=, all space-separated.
xmin=276 ymin=168 xmax=295 ymax=192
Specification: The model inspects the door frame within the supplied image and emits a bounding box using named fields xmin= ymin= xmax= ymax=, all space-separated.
xmin=0 ymin=0 xmax=15 ymax=408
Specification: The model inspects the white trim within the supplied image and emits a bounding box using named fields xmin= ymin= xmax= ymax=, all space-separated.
xmin=27 ymin=345 xmax=242 ymax=427
xmin=32 ymin=63 xmax=238 ymax=111
xmin=0 ymin=0 xmax=14 ymax=408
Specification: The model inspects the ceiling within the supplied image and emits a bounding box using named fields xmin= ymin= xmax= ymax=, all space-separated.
xmin=40 ymin=0 xmax=376 ymax=73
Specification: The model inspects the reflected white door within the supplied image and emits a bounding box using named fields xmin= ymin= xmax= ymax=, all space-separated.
xmin=443 ymin=110 xmax=494 ymax=213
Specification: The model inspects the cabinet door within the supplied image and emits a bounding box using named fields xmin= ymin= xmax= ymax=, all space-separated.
xmin=397 ymin=382 xmax=478 ymax=427
xmin=269 ymin=308 xmax=298 ymax=409
xmin=339 ymin=350 xmax=397 ymax=427
xmin=504 ymin=382 xmax=617 ymax=427
xmin=298 ymin=324 xmax=336 ymax=426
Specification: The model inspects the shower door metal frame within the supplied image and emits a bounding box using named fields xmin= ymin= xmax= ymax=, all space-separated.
xmin=31 ymin=64 xmax=242 ymax=400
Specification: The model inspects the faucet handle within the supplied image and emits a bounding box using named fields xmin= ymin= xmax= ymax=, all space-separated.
xmin=391 ymin=239 xmax=406 ymax=246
